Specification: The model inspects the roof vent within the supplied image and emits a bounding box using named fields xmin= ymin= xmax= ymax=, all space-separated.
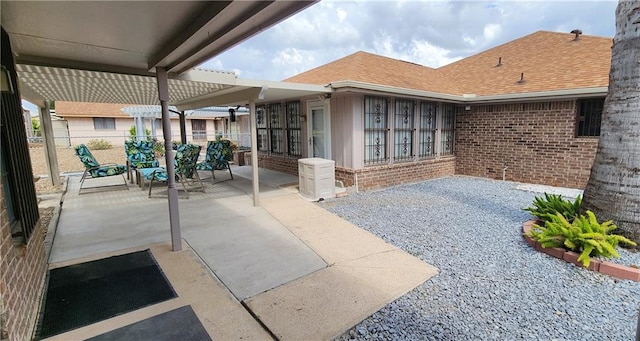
xmin=517 ymin=72 xmax=525 ymax=84
xmin=496 ymin=57 xmax=502 ymax=67
xmin=571 ymin=29 xmax=582 ymax=41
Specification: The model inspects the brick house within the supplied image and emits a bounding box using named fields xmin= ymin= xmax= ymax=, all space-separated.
xmin=54 ymin=102 xmax=251 ymax=147
xmin=254 ymin=31 xmax=610 ymax=190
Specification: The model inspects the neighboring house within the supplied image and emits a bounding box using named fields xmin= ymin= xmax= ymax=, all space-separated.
xmin=54 ymin=102 xmax=250 ymax=147
xmin=254 ymin=31 xmax=610 ymax=190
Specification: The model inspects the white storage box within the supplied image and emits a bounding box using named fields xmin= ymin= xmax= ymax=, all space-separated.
xmin=298 ymin=158 xmax=335 ymax=201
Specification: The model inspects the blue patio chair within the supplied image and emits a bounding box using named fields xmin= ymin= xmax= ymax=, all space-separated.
xmin=124 ymin=140 xmax=160 ymax=184
xmin=196 ymin=139 xmax=234 ymax=183
xmin=74 ymin=144 xmax=128 ymax=193
xmin=142 ymin=143 xmax=205 ymax=198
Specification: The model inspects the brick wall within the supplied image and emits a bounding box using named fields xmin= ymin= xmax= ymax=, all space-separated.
xmin=455 ymin=100 xmax=598 ymax=189
xmin=257 ymin=154 xmax=300 ymax=176
xmin=337 ymin=157 xmax=456 ymax=191
xmin=0 ymin=182 xmax=48 ymax=341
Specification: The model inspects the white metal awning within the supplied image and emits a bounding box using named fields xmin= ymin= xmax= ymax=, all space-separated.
xmin=2 ymin=0 xmax=321 ymax=252
xmin=2 ymin=1 xmax=317 ymax=76
xmin=16 ymin=64 xmax=332 ymax=109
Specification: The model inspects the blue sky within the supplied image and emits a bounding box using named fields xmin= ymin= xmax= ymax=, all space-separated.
xmin=23 ymin=0 xmax=618 ymax=113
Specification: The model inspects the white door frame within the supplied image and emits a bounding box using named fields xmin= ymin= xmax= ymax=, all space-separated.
xmin=307 ymin=100 xmax=331 ymax=159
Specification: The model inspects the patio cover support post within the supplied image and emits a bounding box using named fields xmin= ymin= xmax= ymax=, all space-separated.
xmin=157 ymin=67 xmax=182 ymax=251
xmin=151 ymin=118 xmax=157 ymax=141
xmin=180 ymin=111 xmax=187 ymax=144
xmin=249 ymin=100 xmax=260 ymax=207
xmin=39 ymin=101 xmax=60 ymax=186
xmin=135 ymin=116 xmax=145 ymax=141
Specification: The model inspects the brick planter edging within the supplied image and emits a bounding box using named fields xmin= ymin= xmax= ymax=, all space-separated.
xmin=522 ymin=220 xmax=640 ymax=282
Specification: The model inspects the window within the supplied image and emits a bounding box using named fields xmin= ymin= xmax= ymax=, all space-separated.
xmin=256 ymin=101 xmax=302 ymax=156
xmin=268 ymin=103 xmax=283 ymax=154
xmin=364 ymin=96 xmax=389 ymax=165
xmin=285 ymin=101 xmax=302 ymax=157
xmin=256 ymin=106 xmax=268 ymax=152
xmin=191 ymin=119 xmax=206 ymax=140
xmin=440 ymin=104 xmax=456 ymax=156
xmin=93 ymin=117 xmax=115 ymax=130
xmin=364 ymin=97 xmax=457 ymax=163
xmin=576 ymin=98 xmax=604 ymax=137
xmin=394 ymin=99 xmax=415 ymax=161
xmin=418 ymin=102 xmax=437 ymax=158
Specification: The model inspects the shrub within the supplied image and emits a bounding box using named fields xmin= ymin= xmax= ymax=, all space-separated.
xmin=530 ymin=211 xmax=637 ymax=267
xmin=523 ymin=193 xmax=581 ymax=222
xmin=86 ymin=139 xmax=112 ymax=150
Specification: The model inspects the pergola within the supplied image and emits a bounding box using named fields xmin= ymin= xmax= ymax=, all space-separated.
xmin=1 ymin=0 xmax=329 ymax=251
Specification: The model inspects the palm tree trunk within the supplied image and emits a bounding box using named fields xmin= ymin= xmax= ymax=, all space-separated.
xmin=581 ymin=1 xmax=640 ymax=246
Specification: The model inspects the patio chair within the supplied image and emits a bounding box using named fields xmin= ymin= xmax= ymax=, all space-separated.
xmin=143 ymin=143 xmax=205 ymax=199
xmin=74 ymin=144 xmax=128 ymax=193
xmin=195 ymin=139 xmax=234 ymax=183
xmin=124 ymin=140 xmax=160 ymax=184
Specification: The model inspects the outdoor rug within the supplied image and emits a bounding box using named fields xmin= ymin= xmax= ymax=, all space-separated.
xmin=87 ymin=305 xmax=211 ymax=341
xmin=35 ymin=249 xmax=177 ymax=339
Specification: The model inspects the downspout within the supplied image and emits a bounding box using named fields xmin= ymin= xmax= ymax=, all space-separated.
xmin=249 ymin=100 xmax=260 ymax=207
xmin=502 ymin=163 xmax=508 ymax=181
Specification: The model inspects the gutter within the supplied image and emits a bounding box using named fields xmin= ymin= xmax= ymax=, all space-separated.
xmin=328 ymin=80 xmax=608 ymax=104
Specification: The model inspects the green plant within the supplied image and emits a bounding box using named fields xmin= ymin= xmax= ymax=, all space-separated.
xmin=86 ymin=139 xmax=112 ymax=150
xmin=31 ymin=118 xmax=41 ymax=136
xmin=128 ymin=126 xmax=152 ymax=140
xmin=523 ymin=193 xmax=581 ymax=222
xmin=530 ymin=211 xmax=637 ymax=267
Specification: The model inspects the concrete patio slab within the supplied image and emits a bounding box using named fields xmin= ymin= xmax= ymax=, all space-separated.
xmin=46 ymin=166 xmax=439 ymax=340
xmin=51 ymin=173 xmax=327 ymax=301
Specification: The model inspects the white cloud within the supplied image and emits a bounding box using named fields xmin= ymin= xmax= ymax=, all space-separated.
xmin=202 ymin=0 xmax=617 ymax=81
xmin=272 ymin=48 xmax=305 ymax=66
xmin=411 ymin=40 xmax=462 ymax=68
xmin=483 ymin=23 xmax=501 ymax=42
xmin=337 ymin=7 xmax=347 ymax=22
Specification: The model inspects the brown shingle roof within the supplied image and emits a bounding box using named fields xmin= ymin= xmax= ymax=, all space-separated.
xmin=284 ymin=51 xmax=460 ymax=95
xmin=438 ymin=31 xmax=612 ymax=96
xmin=55 ymin=102 xmax=133 ymax=118
xmin=285 ymin=31 xmax=612 ymax=97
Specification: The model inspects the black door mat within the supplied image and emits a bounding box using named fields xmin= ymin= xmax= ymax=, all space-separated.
xmin=35 ymin=249 xmax=177 ymax=339
xmin=87 ymin=305 xmax=211 ymax=341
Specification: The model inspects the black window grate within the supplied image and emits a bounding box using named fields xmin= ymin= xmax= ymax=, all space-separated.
xmin=419 ymin=102 xmax=437 ymax=158
xmin=576 ymin=98 xmax=604 ymax=137
xmin=441 ymin=104 xmax=456 ymax=156
xmin=268 ymin=103 xmax=283 ymax=154
xmin=364 ymin=96 xmax=389 ymax=165
xmin=394 ymin=99 xmax=415 ymax=161
xmin=285 ymin=101 xmax=302 ymax=157
xmin=256 ymin=106 xmax=268 ymax=152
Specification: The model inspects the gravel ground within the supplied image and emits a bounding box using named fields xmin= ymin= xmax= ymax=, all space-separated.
xmin=29 ymin=144 xmax=126 ymax=177
xmin=319 ymin=176 xmax=640 ymax=341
